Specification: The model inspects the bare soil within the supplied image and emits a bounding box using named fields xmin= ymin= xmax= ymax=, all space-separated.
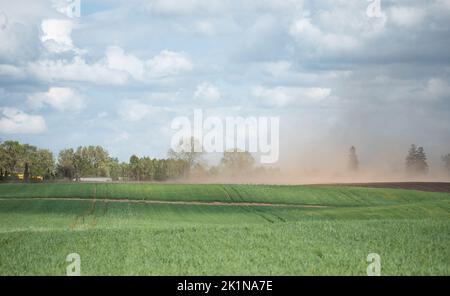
xmin=316 ymin=182 xmax=450 ymax=193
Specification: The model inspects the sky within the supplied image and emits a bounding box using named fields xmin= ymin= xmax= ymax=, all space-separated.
xmin=0 ymin=0 xmax=449 ymax=171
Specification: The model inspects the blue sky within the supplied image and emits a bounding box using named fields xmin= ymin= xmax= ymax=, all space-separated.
xmin=0 ymin=0 xmax=449 ymax=170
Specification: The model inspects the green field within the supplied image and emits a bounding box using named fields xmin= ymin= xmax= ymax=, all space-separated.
xmin=0 ymin=183 xmax=449 ymax=275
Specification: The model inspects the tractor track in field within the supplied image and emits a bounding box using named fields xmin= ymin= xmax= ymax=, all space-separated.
xmin=0 ymin=197 xmax=328 ymax=209
xmin=69 ymin=185 xmax=98 ymax=229
xmin=225 ymin=185 xmax=287 ymax=223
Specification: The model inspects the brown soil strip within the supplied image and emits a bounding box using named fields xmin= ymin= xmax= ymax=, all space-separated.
xmin=0 ymin=197 xmax=327 ymax=208
xmin=314 ymin=182 xmax=450 ymax=193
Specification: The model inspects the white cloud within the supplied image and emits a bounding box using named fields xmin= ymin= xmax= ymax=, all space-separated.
xmin=425 ymin=78 xmax=450 ymax=99
xmin=27 ymin=56 xmax=129 ymax=85
xmin=0 ymin=107 xmax=46 ymax=134
xmin=252 ymin=85 xmax=331 ymax=107
xmin=106 ymin=46 xmax=144 ymax=80
xmin=436 ymin=0 xmax=450 ymax=11
xmin=27 ymin=87 xmax=84 ymax=111
xmin=28 ymin=48 xmax=193 ymax=84
xmin=0 ymin=64 xmax=25 ymax=79
xmin=146 ymin=50 xmax=193 ymax=78
xmin=113 ymin=131 xmax=130 ymax=143
xmin=261 ymin=60 xmax=292 ymax=76
xmin=194 ymin=20 xmax=215 ymax=36
xmin=0 ymin=22 xmax=39 ymax=63
xmin=389 ymin=7 xmax=426 ymax=28
xmin=118 ymin=100 xmax=163 ymax=122
xmin=0 ymin=10 xmax=7 ymax=30
xmin=194 ymin=82 xmax=221 ymax=102
xmin=40 ymin=19 xmax=75 ymax=53
xmin=289 ymin=18 xmax=359 ymax=51
xmin=147 ymin=0 xmax=225 ymax=16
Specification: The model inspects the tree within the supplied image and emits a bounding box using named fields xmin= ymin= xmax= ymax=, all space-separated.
xmin=129 ymin=155 xmax=142 ymax=181
xmin=141 ymin=157 xmax=155 ymax=181
xmin=0 ymin=141 xmax=54 ymax=181
xmin=21 ymin=144 xmax=37 ymax=181
xmin=70 ymin=146 xmax=111 ymax=180
xmin=57 ymin=149 xmax=75 ymax=179
xmin=441 ymin=154 xmax=450 ymax=175
xmin=348 ymin=146 xmax=359 ymax=172
xmin=154 ymin=159 xmax=168 ymax=181
xmin=220 ymin=149 xmax=255 ymax=176
xmin=406 ymin=144 xmax=429 ymax=176
xmin=168 ymin=137 xmax=203 ymax=175
xmin=108 ymin=157 xmax=121 ymax=181
xmin=0 ymin=143 xmax=5 ymax=179
xmin=0 ymin=141 xmax=25 ymax=178
xmin=32 ymin=149 xmax=54 ymax=179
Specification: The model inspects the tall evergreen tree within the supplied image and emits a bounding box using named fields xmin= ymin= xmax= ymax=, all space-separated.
xmin=415 ymin=147 xmax=429 ymax=174
xmin=348 ymin=146 xmax=359 ymax=172
xmin=442 ymin=154 xmax=450 ymax=175
xmin=406 ymin=144 xmax=429 ymax=175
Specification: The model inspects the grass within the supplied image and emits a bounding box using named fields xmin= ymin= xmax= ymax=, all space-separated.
xmin=1 ymin=182 xmax=449 ymax=206
xmin=0 ymin=183 xmax=449 ymax=275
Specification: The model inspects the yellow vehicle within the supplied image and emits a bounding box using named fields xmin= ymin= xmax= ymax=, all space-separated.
xmin=15 ymin=174 xmax=43 ymax=181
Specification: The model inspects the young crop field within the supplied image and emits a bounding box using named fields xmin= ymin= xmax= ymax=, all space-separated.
xmin=0 ymin=183 xmax=449 ymax=275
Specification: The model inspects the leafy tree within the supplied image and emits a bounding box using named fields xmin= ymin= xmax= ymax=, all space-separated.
xmin=141 ymin=157 xmax=155 ymax=181
xmin=0 ymin=141 xmax=54 ymax=181
xmin=57 ymin=149 xmax=75 ymax=179
xmin=108 ymin=157 xmax=121 ymax=181
xmin=129 ymin=155 xmax=142 ymax=181
xmin=32 ymin=149 xmax=55 ymax=179
xmin=21 ymin=144 xmax=38 ymax=181
xmin=69 ymin=146 xmax=111 ymax=180
xmin=168 ymin=137 xmax=203 ymax=175
xmin=220 ymin=149 xmax=255 ymax=176
xmin=166 ymin=159 xmax=189 ymax=179
xmin=154 ymin=159 xmax=168 ymax=181
xmin=348 ymin=146 xmax=359 ymax=172
xmin=0 ymin=143 xmax=5 ymax=179
xmin=0 ymin=141 xmax=25 ymax=178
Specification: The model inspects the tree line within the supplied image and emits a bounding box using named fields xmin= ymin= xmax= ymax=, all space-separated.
xmin=1 ymin=139 xmax=449 ymax=182
xmin=347 ymin=144 xmax=444 ymax=176
xmin=0 ymin=139 xmax=261 ymax=182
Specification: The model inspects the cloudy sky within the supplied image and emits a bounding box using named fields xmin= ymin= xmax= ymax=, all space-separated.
xmin=0 ymin=0 xmax=449 ymax=168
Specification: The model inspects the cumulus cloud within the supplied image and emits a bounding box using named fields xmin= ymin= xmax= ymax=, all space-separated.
xmin=106 ymin=46 xmax=144 ymax=80
xmin=118 ymin=100 xmax=164 ymax=122
xmin=27 ymin=48 xmax=193 ymax=84
xmin=425 ymin=78 xmax=450 ymax=99
xmin=194 ymin=20 xmax=215 ymax=36
xmin=27 ymin=87 xmax=84 ymax=111
xmin=194 ymin=82 xmax=221 ymax=102
xmin=0 ymin=108 xmax=46 ymax=134
xmin=0 ymin=64 xmax=25 ymax=79
xmin=252 ymin=85 xmax=331 ymax=107
xmin=146 ymin=50 xmax=193 ymax=78
xmin=289 ymin=18 xmax=360 ymax=51
xmin=261 ymin=60 xmax=292 ymax=76
xmin=147 ymin=0 xmax=226 ymax=16
xmin=0 ymin=22 xmax=40 ymax=63
xmin=40 ymin=19 xmax=75 ymax=53
xmin=436 ymin=0 xmax=450 ymax=11
xmin=389 ymin=6 xmax=427 ymax=28
xmin=0 ymin=10 xmax=7 ymax=30
xmin=27 ymin=56 xmax=128 ymax=85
